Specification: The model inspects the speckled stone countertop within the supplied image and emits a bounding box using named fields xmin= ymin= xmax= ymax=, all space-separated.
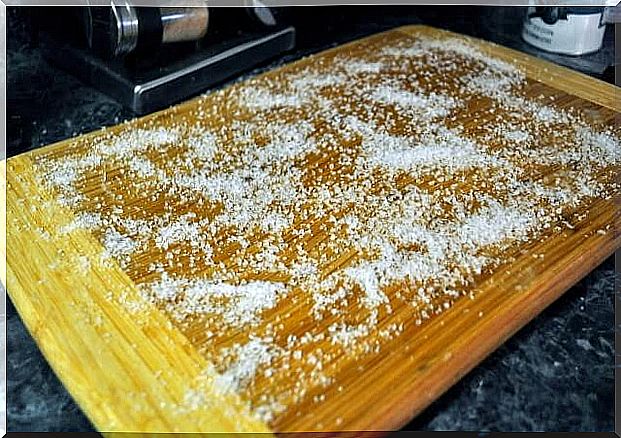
xmin=6 ymin=6 xmax=617 ymax=432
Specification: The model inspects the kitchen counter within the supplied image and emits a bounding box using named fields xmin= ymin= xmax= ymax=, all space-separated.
xmin=6 ymin=6 xmax=616 ymax=432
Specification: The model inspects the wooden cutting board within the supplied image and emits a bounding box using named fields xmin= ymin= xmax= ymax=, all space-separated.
xmin=3 ymin=25 xmax=620 ymax=434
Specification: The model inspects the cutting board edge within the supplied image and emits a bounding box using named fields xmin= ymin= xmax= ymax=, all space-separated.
xmin=4 ymin=155 xmax=275 ymax=435
xmin=374 ymin=222 xmax=621 ymax=432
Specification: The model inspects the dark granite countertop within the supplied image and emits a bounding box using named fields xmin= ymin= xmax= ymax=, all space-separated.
xmin=6 ymin=6 xmax=617 ymax=432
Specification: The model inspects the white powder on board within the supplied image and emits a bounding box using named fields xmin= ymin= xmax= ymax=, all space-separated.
xmin=457 ymin=200 xmax=537 ymax=248
xmin=290 ymin=71 xmax=347 ymax=90
xmin=215 ymin=337 xmax=279 ymax=393
xmin=102 ymin=227 xmax=136 ymax=258
xmin=59 ymin=212 xmax=103 ymax=234
xmin=239 ymin=87 xmax=308 ymax=110
xmin=370 ymin=85 xmax=458 ymax=118
xmin=342 ymin=59 xmax=384 ymax=75
xmin=359 ymin=124 xmax=505 ymax=175
xmin=144 ymin=275 xmax=287 ymax=327
xmin=128 ymin=156 xmax=156 ymax=178
xmin=47 ymin=166 xmax=79 ymax=188
xmin=187 ymin=129 xmax=219 ymax=161
xmin=101 ymin=128 xmax=181 ymax=158
xmin=31 ymin=29 xmax=621 ymax=425
xmin=344 ymin=263 xmax=389 ymax=309
xmin=155 ymin=215 xmax=203 ymax=250
xmin=575 ymin=126 xmax=621 ymax=165
xmin=503 ymin=129 xmax=530 ymax=143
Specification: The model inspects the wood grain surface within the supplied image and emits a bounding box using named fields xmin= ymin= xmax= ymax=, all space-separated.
xmin=3 ymin=25 xmax=620 ymax=434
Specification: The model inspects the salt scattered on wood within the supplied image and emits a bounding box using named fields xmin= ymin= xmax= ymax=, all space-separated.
xmin=144 ymin=275 xmax=287 ymax=327
xmin=341 ymin=59 xmax=384 ymax=75
xmin=102 ymin=227 xmax=136 ymax=258
xmin=239 ymin=87 xmax=308 ymax=110
xmin=370 ymin=85 xmax=458 ymax=118
xmin=31 ymin=29 xmax=621 ymax=424
xmin=59 ymin=212 xmax=103 ymax=234
xmin=215 ymin=337 xmax=280 ymax=393
xmin=503 ymin=129 xmax=530 ymax=143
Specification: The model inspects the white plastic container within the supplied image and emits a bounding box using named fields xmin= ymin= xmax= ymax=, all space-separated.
xmin=522 ymin=7 xmax=606 ymax=56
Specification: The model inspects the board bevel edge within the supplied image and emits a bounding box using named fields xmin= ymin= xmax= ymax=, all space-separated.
xmin=1 ymin=156 xmax=275 ymax=434
xmin=1 ymin=24 xmax=619 ymax=434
